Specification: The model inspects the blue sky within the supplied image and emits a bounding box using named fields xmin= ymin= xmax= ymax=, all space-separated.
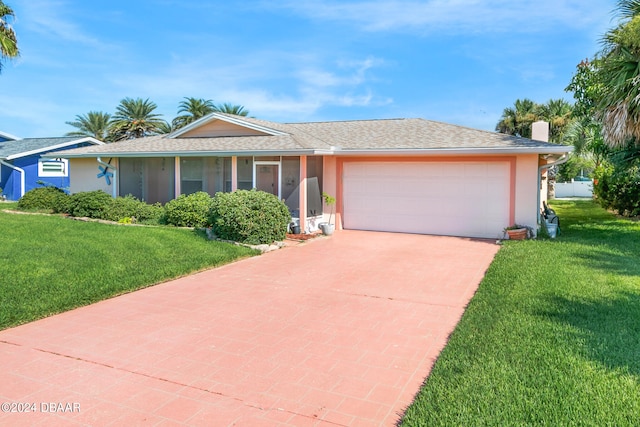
xmin=0 ymin=0 xmax=617 ymax=138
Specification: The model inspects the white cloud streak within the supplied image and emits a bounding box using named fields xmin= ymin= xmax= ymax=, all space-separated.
xmin=267 ymin=0 xmax=612 ymax=35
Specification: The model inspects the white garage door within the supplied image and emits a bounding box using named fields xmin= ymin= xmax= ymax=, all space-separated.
xmin=343 ymin=161 xmax=511 ymax=239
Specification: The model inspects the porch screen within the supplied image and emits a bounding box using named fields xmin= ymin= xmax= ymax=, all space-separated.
xmin=307 ymin=156 xmax=323 ymax=217
xmin=282 ymin=157 xmax=301 ymax=216
xmin=119 ymin=157 xmax=175 ymax=204
xmin=237 ymin=157 xmax=253 ymax=190
xmin=180 ymin=157 xmax=227 ymax=196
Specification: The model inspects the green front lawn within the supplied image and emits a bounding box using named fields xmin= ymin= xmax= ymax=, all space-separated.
xmin=402 ymin=199 xmax=640 ymax=426
xmin=0 ymin=209 xmax=258 ymax=330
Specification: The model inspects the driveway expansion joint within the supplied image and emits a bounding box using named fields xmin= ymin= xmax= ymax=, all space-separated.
xmin=338 ymin=291 xmax=462 ymax=308
xmin=27 ymin=344 xmax=345 ymax=425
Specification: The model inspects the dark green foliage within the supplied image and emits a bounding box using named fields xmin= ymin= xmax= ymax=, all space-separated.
xmin=164 ymin=191 xmax=213 ymax=227
xmin=17 ymin=186 xmax=70 ymax=212
xmin=593 ymin=163 xmax=640 ymax=216
xmin=102 ymin=194 xmax=164 ymax=224
xmin=65 ymin=190 xmax=113 ymax=218
xmin=209 ymin=189 xmax=291 ymax=245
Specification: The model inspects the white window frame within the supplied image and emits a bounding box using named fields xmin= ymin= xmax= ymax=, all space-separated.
xmin=38 ymin=158 xmax=69 ymax=177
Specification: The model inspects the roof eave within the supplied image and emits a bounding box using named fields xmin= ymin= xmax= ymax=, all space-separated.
xmin=47 ymin=146 xmax=573 ymax=159
xmin=5 ymin=137 xmax=104 ymax=160
xmin=328 ymin=146 xmax=574 ymax=156
xmin=45 ymin=149 xmax=324 ymax=159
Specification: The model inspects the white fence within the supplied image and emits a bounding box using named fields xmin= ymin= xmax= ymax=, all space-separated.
xmin=555 ymin=180 xmax=593 ymax=198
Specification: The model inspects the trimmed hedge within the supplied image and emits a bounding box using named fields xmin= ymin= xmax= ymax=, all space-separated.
xmin=102 ymin=194 xmax=164 ymax=224
xmin=209 ymin=189 xmax=291 ymax=245
xmin=65 ymin=190 xmax=113 ymax=218
xmin=17 ymin=187 xmax=70 ymax=212
xmin=164 ymin=191 xmax=213 ymax=227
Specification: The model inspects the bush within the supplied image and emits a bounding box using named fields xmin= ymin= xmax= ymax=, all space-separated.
xmin=17 ymin=187 xmax=70 ymax=212
xmin=66 ymin=190 xmax=113 ymax=219
xmin=209 ymin=189 xmax=291 ymax=245
xmin=164 ymin=191 xmax=213 ymax=227
xmin=101 ymin=194 xmax=164 ymax=224
xmin=593 ymin=163 xmax=640 ymax=216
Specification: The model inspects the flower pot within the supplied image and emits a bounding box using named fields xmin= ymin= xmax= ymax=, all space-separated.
xmin=319 ymin=223 xmax=335 ymax=236
xmin=506 ymin=228 xmax=527 ymax=240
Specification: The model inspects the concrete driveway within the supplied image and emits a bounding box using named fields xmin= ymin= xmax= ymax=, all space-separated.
xmin=0 ymin=230 xmax=499 ymax=426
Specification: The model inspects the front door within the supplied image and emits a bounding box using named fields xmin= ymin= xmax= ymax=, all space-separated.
xmin=256 ymin=164 xmax=279 ymax=197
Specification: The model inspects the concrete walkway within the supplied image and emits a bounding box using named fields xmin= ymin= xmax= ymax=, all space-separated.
xmin=0 ymin=231 xmax=499 ymax=426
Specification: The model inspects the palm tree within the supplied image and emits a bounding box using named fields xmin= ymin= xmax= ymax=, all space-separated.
xmin=213 ymin=103 xmax=249 ymax=117
xmin=0 ymin=1 xmax=19 ymax=73
xmin=156 ymin=121 xmax=173 ymax=134
xmin=536 ymin=99 xmax=573 ymax=143
xmin=171 ymin=97 xmax=215 ymax=130
xmin=65 ymin=111 xmax=112 ymax=141
xmin=495 ymin=98 xmax=539 ymax=138
xmin=562 ymin=118 xmax=609 ymax=168
xmin=596 ymin=0 xmax=640 ymax=147
xmin=108 ymin=97 xmax=166 ymax=140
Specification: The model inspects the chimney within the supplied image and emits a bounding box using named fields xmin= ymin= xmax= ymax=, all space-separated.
xmin=531 ymin=121 xmax=549 ymax=142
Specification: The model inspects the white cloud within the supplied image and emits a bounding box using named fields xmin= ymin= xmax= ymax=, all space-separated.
xmin=19 ymin=0 xmax=115 ymax=49
xmin=103 ymin=51 xmax=391 ymax=121
xmin=267 ymin=0 xmax=613 ymax=35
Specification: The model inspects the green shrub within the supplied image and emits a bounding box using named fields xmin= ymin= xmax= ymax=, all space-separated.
xmin=17 ymin=187 xmax=70 ymax=212
xmin=209 ymin=189 xmax=291 ymax=245
xmin=102 ymin=194 xmax=164 ymax=224
xmin=593 ymin=163 xmax=640 ymax=216
xmin=66 ymin=190 xmax=113 ymax=218
xmin=164 ymin=191 xmax=213 ymax=227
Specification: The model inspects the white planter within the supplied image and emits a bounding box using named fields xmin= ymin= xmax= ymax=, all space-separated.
xmin=319 ymin=223 xmax=335 ymax=236
xmin=545 ymin=221 xmax=558 ymax=238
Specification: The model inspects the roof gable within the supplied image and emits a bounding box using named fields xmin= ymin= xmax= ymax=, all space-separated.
xmin=0 ymin=131 xmax=20 ymax=142
xmin=170 ymin=112 xmax=287 ymax=138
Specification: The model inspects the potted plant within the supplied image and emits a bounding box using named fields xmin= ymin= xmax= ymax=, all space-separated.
xmin=503 ymin=224 xmax=530 ymax=240
xmin=319 ymin=192 xmax=336 ymax=235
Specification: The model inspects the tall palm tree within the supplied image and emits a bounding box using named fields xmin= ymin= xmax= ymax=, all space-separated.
xmin=213 ymin=103 xmax=249 ymax=117
xmin=562 ymin=118 xmax=609 ymax=168
xmin=0 ymin=1 xmax=19 ymax=73
xmin=171 ymin=97 xmax=215 ymax=130
xmin=536 ymin=99 xmax=573 ymax=143
xmin=156 ymin=121 xmax=173 ymax=134
xmin=495 ymin=98 xmax=538 ymax=138
xmin=65 ymin=111 xmax=112 ymax=141
xmin=108 ymin=97 xmax=166 ymax=140
xmin=596 ymin=0 xmax=640 ymax=147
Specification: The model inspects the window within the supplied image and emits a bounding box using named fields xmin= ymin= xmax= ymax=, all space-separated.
xmin=38 ymin=158 xmax=68 ymax=177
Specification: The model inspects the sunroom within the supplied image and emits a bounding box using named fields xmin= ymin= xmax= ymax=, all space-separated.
xmin=103 ymin=155 xmax=325 ymax=231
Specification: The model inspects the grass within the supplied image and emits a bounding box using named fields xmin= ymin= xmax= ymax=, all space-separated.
xmin=401 ymin=199 xmax=640 ymax=426
xmin=0 ymin=207 xmax=258 ymax=330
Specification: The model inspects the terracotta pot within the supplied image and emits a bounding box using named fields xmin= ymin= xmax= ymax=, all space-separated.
xmin=506 ymin=228 xmax=527 ymax=240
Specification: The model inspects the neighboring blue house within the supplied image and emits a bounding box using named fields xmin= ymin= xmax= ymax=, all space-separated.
xmin=0 ymin=132 xmax=103 ymax=200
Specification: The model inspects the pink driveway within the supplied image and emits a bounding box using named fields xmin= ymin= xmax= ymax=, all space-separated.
xmin=0 ymin=231 xmax=499 ymax=426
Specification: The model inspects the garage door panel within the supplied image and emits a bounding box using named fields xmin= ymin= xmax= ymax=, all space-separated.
xmin=343 ymin=161 xmax=511 ymax=238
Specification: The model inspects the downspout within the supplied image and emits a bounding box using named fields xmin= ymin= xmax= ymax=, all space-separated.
xmin=0 ymin=159 xmax=25 ymax=199
xmin=537 ymin=153 xmax=569 ymax=224
xmin=97 ymin=157 xmax=117 ymax=198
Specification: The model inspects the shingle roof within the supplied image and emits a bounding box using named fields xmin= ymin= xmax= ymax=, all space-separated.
xmin=0 ymin=137 xmax=84 ymax=159
xmin=53 ymin=116 xmax=570 ymax=158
